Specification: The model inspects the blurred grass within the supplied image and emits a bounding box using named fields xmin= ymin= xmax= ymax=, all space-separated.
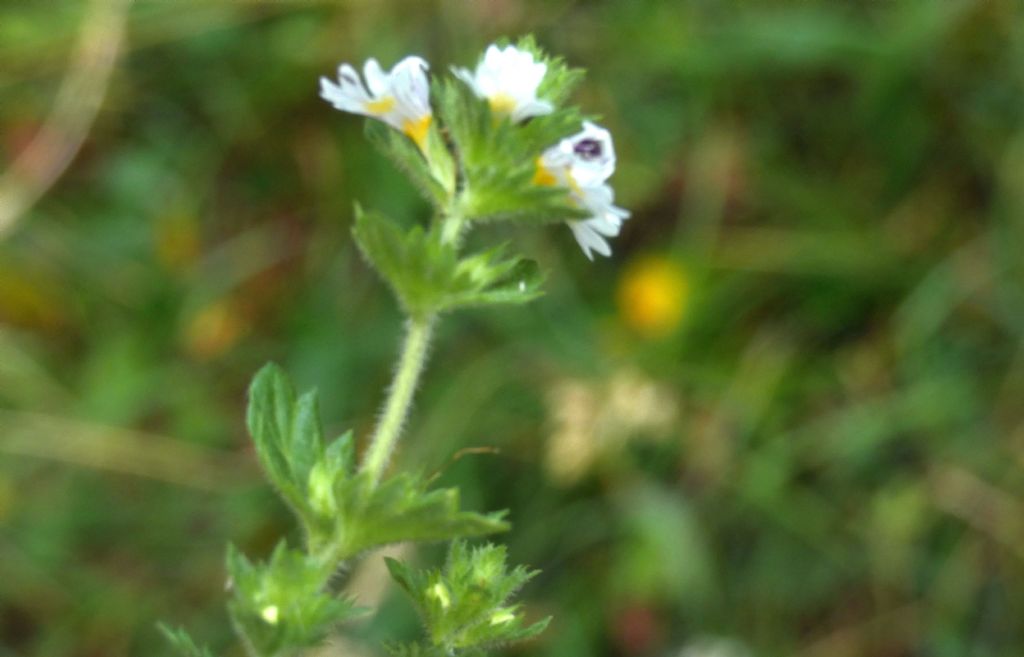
xmin=2 ymin=1 xmax=1024 ymax=656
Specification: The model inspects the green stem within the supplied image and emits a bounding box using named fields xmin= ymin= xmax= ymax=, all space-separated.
xmin=360 ymin=196 xmax=466 ymax=487
xmin=360 ymin=315 xmax=436 ymax=486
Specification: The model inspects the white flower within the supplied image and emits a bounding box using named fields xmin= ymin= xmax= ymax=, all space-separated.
xmin=569 ymin=184 xmax=630 ymax=260
xmin=320 ymin=55 xmax=433 ymax=149
xmin=534 ymin=122 xmax=629 ymax=259
xmin=537 ymin=121 xmax=617 ymax=189
xmin=453 ymin=44 xmax=553 ymax=122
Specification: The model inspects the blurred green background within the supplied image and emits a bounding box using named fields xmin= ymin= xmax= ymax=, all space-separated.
xmin=3 ymin=1 xmax=1024 ymax=655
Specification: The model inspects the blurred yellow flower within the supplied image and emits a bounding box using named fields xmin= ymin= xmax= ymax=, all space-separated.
xmin=183 ymin=299 xmax=247 ymax=360
xmin=616 ymin=255 xmax=689 ymax=338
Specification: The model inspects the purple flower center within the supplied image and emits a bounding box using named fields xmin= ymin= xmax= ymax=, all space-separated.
xmin=574 ymin=138 xmax=603 ymax=160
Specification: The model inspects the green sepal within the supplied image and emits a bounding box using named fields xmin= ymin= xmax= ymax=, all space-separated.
xmin=226 ymin=542 xmax=364 ymax=657
xmin=365 ymin=121 xmax=449 ymax=208
xmin=352 ymin=207 xmax=545 ymax=318
xmin=386 ymin=541 xmax=550 ymax=654
xmin=158 ymin=624 xmax=217 ymax=657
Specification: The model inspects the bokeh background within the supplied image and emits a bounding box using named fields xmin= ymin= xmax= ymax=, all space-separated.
xmin=3 ymin=1 xmax=1024 ymax=655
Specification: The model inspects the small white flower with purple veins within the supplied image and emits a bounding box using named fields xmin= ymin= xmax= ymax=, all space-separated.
xmin=453 ymin=44 xmax=554 ymax=122
xmin=320 ymin=56 xmax=433 ymax=149
xmin=534 ymin=121 xmax=630 ymax=259
xmin=537 ymin=121 xmax=617 ymax=189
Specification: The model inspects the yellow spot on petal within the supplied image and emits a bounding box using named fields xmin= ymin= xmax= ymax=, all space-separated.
xmin=402 ymin=114 xmax=432 ymax=151
xmin=488 ymin=93 xmax=518 ymax=116
xmin=428 ymin=582 xmax=451 ymax=609
xmin=260 ymin=605 xmax=280 ymax=625
xmin=532 ymin=157 xmax=558 ymax=187
xmin=364 ymin=96 xmax=396 ymax=114
xmin=616 ymin=256 xmax=690 ymax=338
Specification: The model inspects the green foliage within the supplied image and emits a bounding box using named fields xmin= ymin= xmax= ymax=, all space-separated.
xmin=386 ymin=541 xmax=549 ymax=655
xmin=159 ymin=625 xmax=218 ymax=657
xmin=383 ymin=641 xmax=441 ymax=657
xmin=18 ymin=4 xmax=1024 ymax=657
xmin=226 ymin=542 xmax=362 ymax=657
xmin=247 ymin=363 xmax=508 ymax=561
xmin=435 ymin=78 xmax=589 ymax=224
xmin=515 ymin=35 xmax=585 ymax=107
xmin=324 ymin=470 xmax=510 ymax=558
xmin=352 ymin=207 xmax=544 ymax=319
xmin=365 ymin=121 xmax=455 ymax=209
xmin=246 ymin=363 xmax=328 ymax=518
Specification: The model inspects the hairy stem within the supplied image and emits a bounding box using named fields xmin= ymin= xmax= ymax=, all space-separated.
xmin=360 ymin=316 xmax=436 ymax=486
xmin=359 ymin=195 xmax=467 ymax=487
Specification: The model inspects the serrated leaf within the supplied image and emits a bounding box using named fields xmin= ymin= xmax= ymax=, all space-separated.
xmin=366 ymin=121 xmax=448 ymax=208
xmin=158 ymin=624 xmax=217 ymax=657
xmin=384 ymin=641 xmax=444 ymax=657
xmin=516 ymin=34 xmax=586 ymax=107
xmin=353 ymin=208 xmax=546 ymax=317
xmin=247 ymin=364 xmax=327 ymax=514
xmin=317 ymin=471 xmax=509 ymax=559
xmin=247 ymin=363 xmax=299 ymax=507
xmin=290 ymin=390 xmax=325 ymax=484
xmin=387 ymin=541 xmax=549 ymax=654
xmin=436 ymin=77 xmax=489 ymax=174
xmin=352 ymin=207 xmax=447 ymax=318
xmin=446 ymin=249 xmax=545 ymax=309
xmin=227 ymin=541 xmax=365 ymax=657
xmin=244 ymin=365 xmax=504 ymax=563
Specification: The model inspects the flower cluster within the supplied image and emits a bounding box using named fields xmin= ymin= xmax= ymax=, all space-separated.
xmin=319 ymin=42 xmax=629 ymax=259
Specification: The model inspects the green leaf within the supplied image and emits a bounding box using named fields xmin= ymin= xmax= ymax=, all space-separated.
xmin=365 ymin=121 xmax=448 ymax=208
xmin=459 ymin=176 xmax=590 ymax=225
xmin=247 ymin=363 xmax=324 ymax=514
xmin=351 ymin=206 xmax=448 ymax=318
xmin=424 ymin=120 xmax=457 ymax=199
xmin=326 ymin=472 xmax=509 ymax=557
xmin=247 ymin=363 xmax=303 ymax=510
xmin=291 ymin=390 xmax=325 ymax=493
xmin=158 ymin=624 xmax=217 ymax=657
xmin=386 ymin=541 xmax=550 ymax=654
xmin=352 ymin=208 xmax=546 ymax=317
xmin=227 ymin=542 xmax=365 ymax=657
xmin=384 ymin=642 xmax=445 ymax=657
xmin=445 ymin=246 xmax=545 ymax=308
xmin=244 ymin=365 xmax=504 ymax=562
xmin=516 ymin=34 xmax=586 ymax=107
